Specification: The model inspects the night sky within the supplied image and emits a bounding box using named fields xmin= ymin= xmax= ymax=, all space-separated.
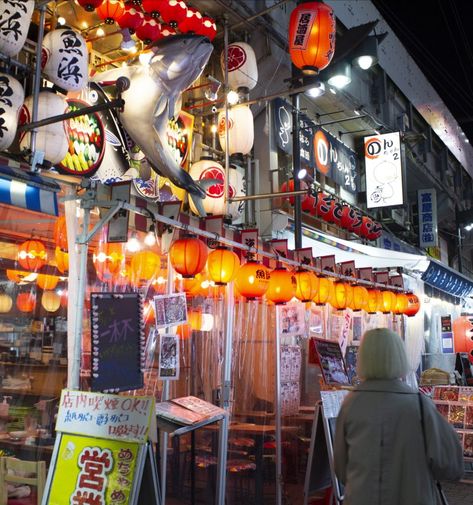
xmin=372 ymin=0 xmax=473 ymax=144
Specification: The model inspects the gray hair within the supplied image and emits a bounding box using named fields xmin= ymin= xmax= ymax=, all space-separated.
xmin=357 ymin=328 xmax=409 ymax=380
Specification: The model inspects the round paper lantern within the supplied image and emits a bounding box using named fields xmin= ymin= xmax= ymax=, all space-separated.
xmin=196 ymin=16 xmax=217 ymax=41
xmin=313 ymin=277 xmax=332 ymax=305
xmin=37 ymin=274 xmax=59 ymax=291
xmin=77 ymin=0 xmax=103 ymax=11
xmin=453 ymin=316 xmax=473 ymax=354
xmin=0 ymin=293 xmax=12 ymax=313
xmin=131 ymin=251 xmax=164 ymax=283
xmin=367 ymin=221 xmax=383 ymax=241
xmin=41 ymin=291 xmax=61 ymax=312
xmin=97 ymin=0 xmax=125 ymax=24
xmin=393 ymin=293 xmax=408 ymax=315
xmin=18 ymin=239 xmax=47 ymax=271
xmin=280 ymin=179 xmax=310 ymax=207
xmin=221 ymin=42 xmax=258 ymax=91
xmin=179 ymin=6 xmax=202 ymax=33
xmin=349 ymin=285 xmax=368 ymax=311
xmin=55 ymin=247 xmax=69 ymax=274
xmin=330 ymin=201 xmax=344 ymax=226
xmin=157 ymin=0 xmax=187 ymax=27
xmin=379 ymin=290 xmax=397 ymax=313
xmin=41 ymin=29 xmax=88 ymax=91
xmin=340 ymin=205 xmax=357 ymax=232
xmin=288 ymin=1 xmax=336 ymax=75
xmin=266 ymin=268 xmax=296 ymax=305
xmin=367 ymin=289 xmax=383 ymax=313
xmin=16 ymin=292 xmax=36 ymax=312
xmin=404 ymin=293 xmax=420 ymax=317
xmin=235 ymin=261 xmax=270 ymax=300
xmin=329 ymin=282 xmax=350 ymax=310
xmin=207 ymin=247 xmax=240 ymax=285
xmin=170 ymin=235 xmax=208 ymax=278
xmin=0 ymin=73 xmax=24 ymax=151
xmin=218 ymin=105 xmax=254 ymax=155
xmin=118 ymin=3 xmax=144 ymax=30
xmin=19 ymin=91 xmax=68 ymax=165
xmin=356 ymin=216 xmax=374 ymax=239
xmin=6 ymin=270 xmax=37 ymax=284
xmin=53 ymin=216 xmax=68 ymax=251
xmin=135 ymin=15 xmax=161 ymax=44
xmin=295 ymin=269 xmax=319 ymax=302
xmin=0 ymin=0 xmax=34 ymax=57
xmin=93 ymin=241 xmax=125 ymax=282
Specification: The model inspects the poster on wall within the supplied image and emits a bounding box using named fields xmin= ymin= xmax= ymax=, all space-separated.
xmin=158 ymin=333 xmax=180 ymax=380
xmin=313 ymin=338 xmax=350 ymax=386
xmin=441 ymin=315 xmax=454 ymax=353
xmin=277 ymin=303 xmax=305 ymax=337
xmin=154 ymin=293 xmax=187 ymax=328
xmin=364 ymin=131 xmax=404 ymax=208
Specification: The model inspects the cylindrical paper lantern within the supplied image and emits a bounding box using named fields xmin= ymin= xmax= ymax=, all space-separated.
xmin=131 ymin=250 xmax=164 ymax=282
xmin=0 ymin=293 xmax=12 ymax=313
xmin=367 ymin=221 xmax=383 ymax=241
xmin=313 ymin=277 xmax=333 ymax=305
xmin=55 ymin=247 xmax=69 ymax=274
xmin=235 ymin=261 xmax=270 ymax=300
xmin=367 ymin=289 xmax=383 ymax=313
xmin=221 ymin=42 xmax=258 ymax=91
xmin=16 ymin=292 xmax=36 ymax=312
xmin=404 ymin=293 xmax=420 ymax=317
xmin=179 ymin=6 xmax=202 ymax=34
xmin=288 ymin=1 xmax=335 ymax=75
xmin=18 ymin=239 xmax=47 ymax=271
xmin=41 ymin=29 xmax=88 ymax=91
xmin=330 ymin=282 xmax=349 ymax=310
xmin=96 ymin=0 xmax=125 ymax=24
xmin=379 ymin=290 xmax=397 ymax=313
xmin=266 ymin=267 xmax=296 ymax=305
xmin=218 ymin=104 xmax=254 ymax=155
xmin=280 ymin=179 xmax=309 ymax=207
xmin=356 ymin=216 xmax=374 ymax=239
xmin=19 ymin=91 xmax=68 ymax=165
xmin=350 ymin=285 xmax=368 ymax=311
xmin=37 ymin=274 xmax=59 ymax=291
xmin=0 ymin=0 xmax=34 ymax=57
xmin=170 ymin=235 xmax=208 ymax=278
xmin=295 ymin=269 xmax=319 ymax=302
xmin=394 ymin=293 xmax=408 ymax=315
xmin=41 ymin=291 xmax=61 ymax=312
xmin=340 ymin=205 xmax=357 ymax=232
xmin=207 ymin=247 xmax=240 ymax=285
xmin=0 ymin=73 xmax=24 ymax=151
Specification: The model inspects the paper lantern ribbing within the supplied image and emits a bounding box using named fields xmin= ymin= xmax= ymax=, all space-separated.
xmin=179 ymin=6 xmax=202 ymax=34
xmin=222 ymin=42 xmax=258 ymax=92
xmin=235 ymin=261 xmax=270 ymax=300
xmin=379 ymin=290 xmax=397 ymax=313
xmin=131 ymin=250 xmax=164 ymax=282
xmin=117 ymin=4 xmax=144 ymax=31
xmin=0 ymin=293 xmax=12 ymax=313
xmin=329 ymin=282 xmax=349 ymax=310
xmin=0 ymin=73 xmax=24 ymax=151
xmin=288 ymin=1 xmax=336 ymax=75
xmin=207 ymin=247 xmax=240 ymax=285
xmin=42 ymin=29 xmax=88 ymax=91
xmin=393 ymin=293 xmax=408 ymax=315
xmin=37 ymin=274 xmax=59 ymax=291
xmin=170 ymin=236 xmax=208 ymax=278
xmin=41 ymin=291 xmax=61 ymax=312
xmin=295 ymin=270 xmax=319 ymax=302
xmin=135 ymin=15 xmax=161 ymax=44
xmin=53 ymin=216 xmax=68 ymax=251
xmin=0 ymin=0 xmax=35 ymax=57
xmin=19 ymin=91 xmax=69 ymax=165
xmin=157 ymin=0 xmax=188 ymax=28
xmin=340 ymin=206 xmax=357 ymax=231
xmin=55 ymin=247 xmax=69 ymax=274
xmin=367 ymin=289 xmax=383 ymax=313
xmin=18 ymin=240 xmax=47 ymax=271
xmin=266 ymin=268 xmax=296 ymax=305
xmin=404 ymin=293 xmax=420 ymax=317
xmin=196 ymin=16 xmax=217 ymax=41
xmin=218 ymin=105 xmax=254 ymax=156
xmin=313 ymin=277 xmax=332 ymax=305
xmin=16 ymin=292 xmax=36 ymax=312
xmin=349 ymin=285 xmax=369 ymax=311
xmin=97 ymin=0 xmax=125 ymax=24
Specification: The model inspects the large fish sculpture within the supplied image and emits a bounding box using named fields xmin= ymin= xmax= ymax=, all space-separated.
xmin=93 ymin=35 xmax=214 ymax=215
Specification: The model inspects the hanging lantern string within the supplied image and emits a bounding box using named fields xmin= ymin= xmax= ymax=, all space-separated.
xmin=90 ymin=199 xmax=405 ymax=292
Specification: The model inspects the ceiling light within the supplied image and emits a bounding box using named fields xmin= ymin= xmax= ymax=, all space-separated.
xmin=96 ymin=27 xmax=105 ymax=37
xmin=126 ymin=232 xmax=141 ymax=252
xmin=305 ymin=81 xmax=325 ymax=98
xmin=327 ymin=62 xmax=352 ymax=89
xmin=352 ymin=34 xmax=386 ymax=70
xmin=144 ymin=225 xmax=157 ymax=247
xmin=227 ymin=90 xmax=239 ymax=105
xmin=57 ymin=16 xmax=66 ymax=26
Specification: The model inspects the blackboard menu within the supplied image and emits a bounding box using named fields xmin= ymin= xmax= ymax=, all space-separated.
xmin=313 ymin=338 xmax=350 ymax=386
xmin=91 ymin=292 xmax=145 ymax=393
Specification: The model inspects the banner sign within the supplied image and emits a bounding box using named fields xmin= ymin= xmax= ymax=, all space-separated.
xmin=421 ymin=261 xmax=473 ymax=297
xmin=338 ymin=260 xmax=356 ymax=279
xmin=364 ymin=132 xmax=404 ymax=208
xmin=418 ymin=189 xmax=438 ymax=248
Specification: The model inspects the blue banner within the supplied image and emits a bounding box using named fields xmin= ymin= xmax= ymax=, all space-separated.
xmin=421 ymin=260 xmax=473 ymax=298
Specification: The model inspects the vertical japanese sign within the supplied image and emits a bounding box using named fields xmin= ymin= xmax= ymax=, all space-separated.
xmin=441 ymin=315 xmax=454 ymax=354
xmin=418 ymin=189 xmax=438 ymax=248
xmin=364 ymin=132 xmax=404 ymax=208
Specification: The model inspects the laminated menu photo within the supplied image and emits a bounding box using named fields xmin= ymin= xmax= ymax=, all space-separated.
xmin=448 ymin=404 xmax=466 ymax=428
xmin=464 ymin=433 xmax=473 ymax=458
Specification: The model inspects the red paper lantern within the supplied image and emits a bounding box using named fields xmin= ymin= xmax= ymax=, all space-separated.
xmin=404 ymin=293 xmax=420 ymax=317
xmin=350 ymin=209 xmax=364 ymax=236
xmin=157 ymin=0 xmax=188 ymax=27
xmin=340 ymin=205 xmax=357 ymax=231
xmin=235 ymin=261 xmax=270 ymax=300
xmin=295 ymin=270 xmax=319 ymax=302
xmin=313 ymin=192 xmax=332 ymax=219
xmin=367 ymin=221 xmax=383 ymax=241
xmin=77 ymin=0 xmax=103 ymax=11
xmin=159 ymin=24 xmax=176 ymax=38
xmin=356 ymin=216 xmax=374 ymax=239
xmin=196 ymin=16 xmax=217 ymax=41
xmin=16 ymin=292 xmax=36 ymax=312
xmin=117 ymin=3 xmax=144 ymax=31
xmin=288 ymin=1 xmax=336 ymax=75
xmin=179 ymin=6 xmax=202 ymax=33
xmin=266 ymin=267 xmax=296 ymax=305
xmin=169 ymin=235 xmax=208 ymax=278
xmin=313 ymin=277 xmax=333 ymax=305
xmin=97 ymin=0 xmax=125 ymax=24
xmin=330 ymin=201 xmax=344 ymax=226
xmin=53 ymin=216 xmax=68 ymax=251
xmin=135 ymin=15 xmax=161 ymax=44
xmin=280 ymin=179 xmax=310 ymax=206
xmin=141 ymin=0 xmax=161 ymax=17
xmin=207 ymin=247 xmax=240 ymax=285
xmin=18 ymin=239 xmax=47 ymax=271
xmin=453 ymin=316 xmax=473 ymax=355
xmin=55 ymin=247 xmax=69 ymax=274
xmin=349 ymin=285 xmax=369 ymax=311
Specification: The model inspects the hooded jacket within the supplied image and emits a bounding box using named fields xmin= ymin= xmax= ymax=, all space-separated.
xmin=334 ymin=379 xmax=463 ymax=505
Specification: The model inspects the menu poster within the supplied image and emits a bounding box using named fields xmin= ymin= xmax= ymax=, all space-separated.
xmin=90 ymin=293 xmax=145 ymax=393
xmin=313 ymin=338 xmax=350 ymax=386
xmin=345 ymin=345 xmax=360 ymax=385
xmin=154 ymin=293 xmax=187 ymax=328
xmin=158 ymin=333 xmax=180 ymax=380
xmin=277 ymin=303 xmax=305 ymax=337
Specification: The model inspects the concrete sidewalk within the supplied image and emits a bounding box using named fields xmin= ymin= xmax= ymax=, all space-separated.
xmin=441 ymin=481 xmax=472 ymax=504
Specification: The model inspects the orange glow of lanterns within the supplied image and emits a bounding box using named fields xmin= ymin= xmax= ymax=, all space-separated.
xmin=266 ymin=267 xmax=297 ymax=305
xmin=0 ymin=293 xmax=12 ymax=313
xmin=93 ymin=241 xmax=125 ymax=282
xmin=53 ymin=216 xmax=68 ymax=250
xmin=55 ymin=247 xmax=69 ymax=274
xmin=329 ymin=281 xmax=351 ymax=310
xmin=18 ymin=239 xmax=47 ymax=271
xmin=131 ymin=251 xmax=164 ymax=283
xmin=294 ymin=269 xmax=319 ymax=302
xmin=37 ymin=274 xmax=59 ymax=291
xmin=394 ymin=293 xmax=409 ymax=315
xmin=379 ymin=290 xmax=397 ymax=314
xmin=313 ymin=277 xmax=333 ymax=305
xmin=349 ymin=285 xmax=369 ymax=311
xmin=41 ymin=291 xmax=61 ymax=312
xmin=16 ymin=292 xmax=36 ymax=312
xmin=96 ymin=0 xmax=125 ymax=24
xmin=367 ymin=289 xmax=383 ymax=313
xmin=288 ymin=1 xmax=336 ymax=75
xmin=207 ymin=247 xmax=240 ymax=285
xmin=235 ymin=261 xmax=270 ymax=300
xmin=6 ymin=270 xmax=37 ymax=284
xmin=169 ymin=235 xmax=208 ymax=279
xmin=404 ymin=293 xmax=420 ymax=317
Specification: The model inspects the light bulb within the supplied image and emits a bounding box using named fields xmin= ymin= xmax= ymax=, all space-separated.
xmin=126 ymin=234 xmax=141 ymax=252
xmin=57 ymin=16 xmax=66 ymax=26
xmin=227 ymin=90 xmax=239 ymax=105
xmin=96 ymin=27 xmax=105 ymax=37
xmin=356 ymin=55 xmax=374 ymax=70
xmin=144 ymin=230 xmax=156 ymax=247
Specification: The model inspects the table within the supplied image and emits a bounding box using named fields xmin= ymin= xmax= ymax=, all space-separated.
xmin=0 ymin=437 xmax=54 ymax=461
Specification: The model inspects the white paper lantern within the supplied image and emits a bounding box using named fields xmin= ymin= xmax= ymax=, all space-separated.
xmin=227 ymin=163 xmax=246 ymax=221
xmin=0 ymin=0 xmax=35 ymax=57
xmin=0 ymin=73 xmax=24 ymax=151
xmin=42 ymin=28 xmax=89 ymax=91
xmin=221 ymin=42 xmax=258 ymax=91
xmin=19 ymin=91 xmax=68 ymax=165
xmin=218 ymin=104 xmax=254 ymax=155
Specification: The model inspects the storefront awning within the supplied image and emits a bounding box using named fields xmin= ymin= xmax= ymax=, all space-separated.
xmin=0 ymin=165 xmax=60 ymax=216
xmin=421 ymin=260 xmax=473 ymax=298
